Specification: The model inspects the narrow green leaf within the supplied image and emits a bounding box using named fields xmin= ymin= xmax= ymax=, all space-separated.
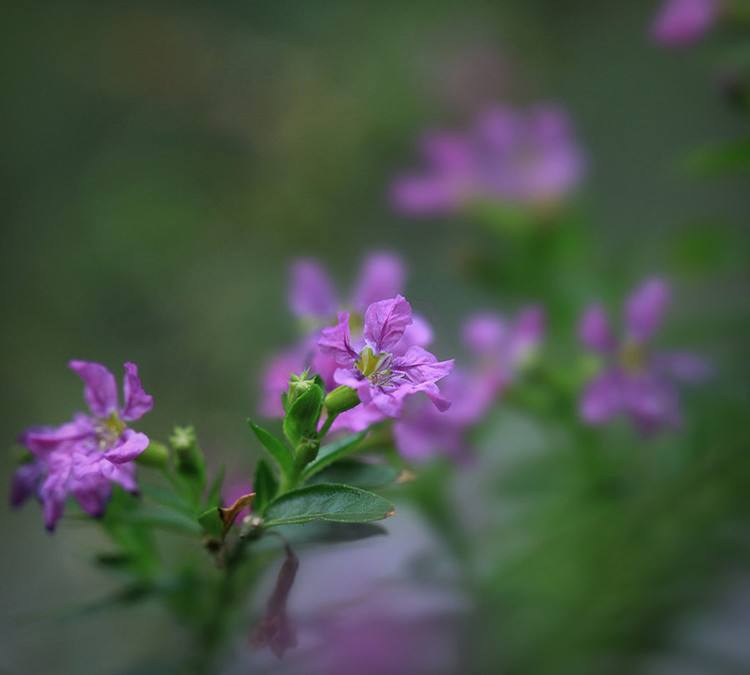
xmin=300 ymin=431 xmax=367 ymax=482
xmin=263 ymin=483 xmax=395 ymax=528
xmin=254 ymin=458 xmax=278 ymax=514
xmin=307 ymin=459 xmax=399 ymax=489
xmin=248 ymin=421 xmax=294 ymax=478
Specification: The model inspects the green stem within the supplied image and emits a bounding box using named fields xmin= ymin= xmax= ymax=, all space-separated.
xmin=317 ymin=411 xmax=338 ymax=440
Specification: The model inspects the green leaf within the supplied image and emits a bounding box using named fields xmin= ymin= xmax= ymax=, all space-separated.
xmin=307 ymin=459 xmax=399 ymax=489
xmin=248 ymin=421 xmax=294 ymax=478
xmin=282 ymin=379 xmax=324 ymax=446
xmin=300 ymin=431 xmax=367 ymax=482
xmin=198 ymin=506 xmax=223 ymax=537
xmin=139 ymin=482 xmax=195 ymax=517
xmin=263 ymin=484 xmax=395 ymax=528
xmin=254 ymin=458 xmax=278 ymax=514
xmin=120 ymin=505 xmax=203 ymax=536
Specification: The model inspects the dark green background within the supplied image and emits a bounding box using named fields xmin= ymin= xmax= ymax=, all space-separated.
xmin=1 ymin=2 xmax=748 ymax=674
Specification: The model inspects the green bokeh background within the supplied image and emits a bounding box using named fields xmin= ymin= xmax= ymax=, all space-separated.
xmin=1 ymin=1 xmax=748 ymax=674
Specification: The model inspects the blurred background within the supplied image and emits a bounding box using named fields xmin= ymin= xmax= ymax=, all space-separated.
xmin=1 ymin=1 xmax=749 ymax=674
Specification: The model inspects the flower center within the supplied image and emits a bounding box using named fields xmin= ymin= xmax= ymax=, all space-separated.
xmin=619 ymin=341 xmax=647 ymax=373
xmin=95 ymin=412 xmax=126 ymax=449
xmin=356 ymin=347 xmax=395 ymax=386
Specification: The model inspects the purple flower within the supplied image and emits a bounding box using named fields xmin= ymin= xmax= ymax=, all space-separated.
xmin=390 ymin=104 xmax=585 ymax=216
xmin=462 ymin=306 xmax=546 ymax=391
xmin=12 ymin=361 xmax=153 ymax=531
xmin=261 ymin=252 xmax=431 ymax=419
xmin=318 ymin=296 xmax=453 ymax=418
xmin=651 ymin=0 xmax=720 ymax=47
xmin=578 ymin=279 xmax=712 ymax=434
xmin=392 ymin=369 xmax=495 ymax=463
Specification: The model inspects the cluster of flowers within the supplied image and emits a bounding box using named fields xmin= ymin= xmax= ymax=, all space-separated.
xmin=261 ymin=254 xmax=544 ymax=462
xmin=263 ymin=255 xmax=710 ymax=459
xmin=12 ymin=257 xmax=709 ymax=531
xmin=389 ymin=104 xmax=585 ymax=216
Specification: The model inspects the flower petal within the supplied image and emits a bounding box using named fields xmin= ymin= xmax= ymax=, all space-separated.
xmin=394 ymin=345 xmax=454 ymax=386
xmin=121 ymin=362 xmax=154 ymax=422
xmin=69 ymin=360 xmax=120 ymax=417
xmin=318 ymin=313 xmax=358 ymax=365
xmin=10 ymin=461 xmax=43 ymax=508
xmin=579 ymin=370 xmax=624 ymax=424
xmin=100 ymin=460 xmax=138 ymax=492
xmin=72 ymin=478 xmax=111 ymax=518
xmin=289 ymin=259 xmax=338 ymax=319
xmin=622 ymin=373 xmax=681 ymax=435
xmin=104 ymin=429 xmax=149 ymax=464
xmin=625 ymin=278 xmax=671 ymax=343
xmin=21 ymin=415 xmax=93 ymax=456
xmin=579 ymin=304 xmax=616 ymax=353
xmin=351 ymin=252 xmax=406 ymax=313
xmin=39 ymin=469 xmax=69 ymax=532
xmin=363 ymin=295 xmax=413 ymax=353
xmin=653 ymin=351 xmax=714 ymax=382
xmin=400 ymin=314 xmax=433 ymax=348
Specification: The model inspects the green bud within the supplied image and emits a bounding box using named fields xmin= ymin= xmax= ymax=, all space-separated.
xmin=286 ymin=370 xmax=318 ymax=409
xmin=324 ymin=385 xmax=360 ymax=415
xmin=136 ymin=440 xmax=170 ymax=469
xmin=283 ymin=375 xmax=325 ymax=447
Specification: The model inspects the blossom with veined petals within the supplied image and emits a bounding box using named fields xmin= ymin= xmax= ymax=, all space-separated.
xmin=318 ymin=296 xmax=453 ymax=418
xmin=12 ymin=360 xmax=153 ymax=531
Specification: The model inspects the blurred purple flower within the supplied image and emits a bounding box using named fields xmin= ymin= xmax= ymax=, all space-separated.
xmin=318 ymin=296 xmax=453 ymax=418
xmin=390 ymin=104 xmax=585 ymax=216
xmin=389 ymin=307 xmax=544 ymax=462
xmin=12 ymin=361 xmax=153 ymax=531
xmin=289 ymin=252 xmax=405 ymax=322
xmin=651 ymin=0 xmax=720 ymax=47
xmin=463 ymin=305 xmax=546 ymax=391
xmin=578 ymin=279 xmax=712 ymax=434
xmin=393 ymin=369 xmax=495 ymax=463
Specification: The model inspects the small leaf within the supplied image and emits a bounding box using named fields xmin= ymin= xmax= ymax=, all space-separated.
xmin=307 ymin=459 xmax=399 ymax=489
xmin=248 ymin=421 xmax=294 ymax=478
xmin=263 ymin=484 xmax=395 ymax=528
xmin=300 ymin=431 xmax=367 ymax=482
xmin=254 ymin=459 xmax=278 ymax=514
xmin=282 ymin=380 xmax=324 ymax=446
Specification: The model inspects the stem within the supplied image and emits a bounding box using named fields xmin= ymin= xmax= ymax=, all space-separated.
xmin=317 ymin=411 xmax=338 ymax=440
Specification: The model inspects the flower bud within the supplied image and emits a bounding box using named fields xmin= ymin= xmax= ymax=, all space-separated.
xmin=324 ymin=385 xmax=360 ymax=415
xmin=135 ymin=440 xmax=169 ymax=469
